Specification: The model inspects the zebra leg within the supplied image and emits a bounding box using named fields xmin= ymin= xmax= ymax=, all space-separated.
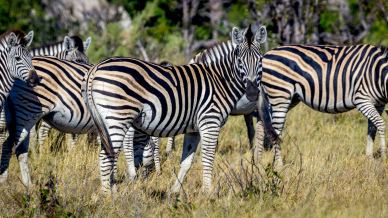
xmin=171 ymin=132 xmax=200 ymax=193
xmin=99 ymin=135 xmax=123 ymax=193
xmin=0 ymin=133 xmax=13 ymax=183
xmin=244 ymin=114 xmax=255 ymax=148
xmin=99 ymin=148 xmax=117 ymax=193
xmin=96 ymin=135 xmax=101 ymax=145
xmin=29 ymin=125 xmax=37 ymax=150
xmin=199 ymin=122 xmax=220 ymax=193
xmin=38 ymin=121 xmax=51 ymax=152
xmin=269 ymin=101 xmax=290 ymax=169
xmin=150 ymin=137 xmax=161 ymax=174
xmin=166 ymin=137 xmax=175 ymax=155
xmin=0 ymin=109 xmax=8 ymax=146
xmin=356 ymin=103 xmax=386 ymax=158
xmin=122 ymin=127 xmax=137 ymax=180
xmin=15 ymin=134 xmax=32 ymax=189
xmin=66 ymin=134 xmax=78 ymax=150
xmin=366 ymin=107 xmax=384 ymax=158
xmin=0 ymin=102 xmax=16 ymax=183
xmin=253 ymin=120 xmax=265 ymax=163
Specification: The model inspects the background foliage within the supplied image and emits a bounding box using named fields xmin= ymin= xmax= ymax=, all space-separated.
xmin=1 ymin=0 xmax=387 ymax=64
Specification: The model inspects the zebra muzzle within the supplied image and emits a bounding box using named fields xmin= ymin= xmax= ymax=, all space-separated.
xmin=246 ymin=80 xmax=259 ymax=102
xmin=27 ymin=70 xmax=40 ymax=87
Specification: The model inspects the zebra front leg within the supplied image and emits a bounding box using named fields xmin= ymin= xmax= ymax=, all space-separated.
xmin=244 ymin=114 xmax=255 ymax=148
xmin=166 ymin=137 xmax=175 ymax=155
xmin=0 ymin=109 xmax=8 ymax=146
xmin=199 ymin=122 xmax=221 ymax=193
xmin=365 ymin=107 xmax=384 ymax=158
xmin=38 ymin=121 xmax=51 ymax=153
xmin=15 ymin=134 xmax=33 ymax=189
xmin=171 ymin=132 xmax=200 ymax=194
xmin=0 ymin=134 xmax=13 ymax=183
xmin=356 ymin=103 xmax=386 ymax=158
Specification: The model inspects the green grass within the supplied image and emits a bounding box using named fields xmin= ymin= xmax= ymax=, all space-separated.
xmin=0 ymin=104 xmax=387 ymax=217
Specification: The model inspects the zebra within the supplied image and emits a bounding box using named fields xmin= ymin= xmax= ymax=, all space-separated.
xmin=0 ymin=30 xmax=38 ymax=109
xmin=251 ymin=44 xmax=388 ymax=167
xmin=0 ymin=56 xmax=161 ymax=190
xmin=0 ymin=35 xmax=92 ymax=148
xmin=84 ymin=25 xmax=268 ymax=194
xmin=0 ymin=57 xmax=102 ymax=188
xmin=31 ymin=35 xmax=92 ymax=149
xmin=30 ymin=35 xmax=91 ymax=64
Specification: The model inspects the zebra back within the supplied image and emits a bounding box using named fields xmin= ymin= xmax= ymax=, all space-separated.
xmin=30 ymin=35 xmax=91 ymax=64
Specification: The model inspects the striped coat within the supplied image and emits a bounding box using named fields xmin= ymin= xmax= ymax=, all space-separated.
xmin=84 ymin=26 xmax=267 ymax=193
xmin=255 ymin=44 xmax=388 ymax=166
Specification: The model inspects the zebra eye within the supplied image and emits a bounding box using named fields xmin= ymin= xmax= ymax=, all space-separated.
xmin=15 ymin=56 xmax=21 ymax=61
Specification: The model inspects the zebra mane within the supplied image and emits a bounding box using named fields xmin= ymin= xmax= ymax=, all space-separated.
xmin=30 ymin=35 xmax=85 ymax=53
xmin=191 ymin=40 xmax=235 ymax=66
xmin=0 ymin=30 xmax=27 ymax=50
xmin=70 ymin=36 xmax=85 ymax=52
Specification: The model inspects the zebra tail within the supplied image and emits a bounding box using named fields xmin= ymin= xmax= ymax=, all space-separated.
xmin=84 ymin=66 xmax=115 ymax=157
xmin=257 ymin=85 xmax=280 ymax=145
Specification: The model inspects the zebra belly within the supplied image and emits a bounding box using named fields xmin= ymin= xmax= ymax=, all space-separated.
xmin=44 ymin=112 xmax=94 ymax=134
xmin=303 ymin=99 xmax=356 ymax=113
xmin=132 ymin=104 xmax=197 ymax=137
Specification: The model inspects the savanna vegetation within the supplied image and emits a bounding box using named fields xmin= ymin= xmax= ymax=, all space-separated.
xmin=0 ymin=0 xmax=387 ymax=217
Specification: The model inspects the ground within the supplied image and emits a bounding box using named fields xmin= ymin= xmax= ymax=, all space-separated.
xmin=0 ymin=104 xmax=387 ymax=217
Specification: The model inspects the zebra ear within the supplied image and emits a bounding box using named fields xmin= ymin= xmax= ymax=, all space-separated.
xmin=231 ymin=27 xmax=244 ymax=46
xmin=83 ymin=37 xmax=91 ymax=51
xmin=23 ymin=31 xmax=34 ymax=47
xmin=254 ymin=26 xmax=267 ymax=44
xmin=63 ymin=36 xmax=75 ymax=51
xmin=7 ymin=32 xmax=18 ymax=47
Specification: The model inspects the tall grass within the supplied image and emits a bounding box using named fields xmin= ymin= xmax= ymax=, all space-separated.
xmin=0 ymin=104 xmax=387 ymax=217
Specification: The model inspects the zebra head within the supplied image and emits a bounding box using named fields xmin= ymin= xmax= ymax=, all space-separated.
xmin=6 ymin=31 xmax=39 ymax=86
xmin=231 ymin=25 xmax=267 ymax=102
xmin=62 ymin=36 xmax=90 ymax=64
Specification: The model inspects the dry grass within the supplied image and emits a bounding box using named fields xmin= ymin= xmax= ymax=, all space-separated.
xmin=0 ymin=104 xmax=387 ymax=217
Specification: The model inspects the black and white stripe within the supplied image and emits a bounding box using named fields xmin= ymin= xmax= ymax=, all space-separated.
xmin=0 ymin=30 xmax=37 ymax=110
xmin=0 ymin=57 xmax=94 ymax=188
xmin=254 ymin=44 xmax=388 ymax=166
xmin=84 ymin=25 xmax=267 ymax=194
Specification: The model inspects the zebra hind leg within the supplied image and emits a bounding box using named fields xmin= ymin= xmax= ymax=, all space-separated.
xmin=66 ymin=134 xmax=78 ymax=150
xmin=122 ymin=127 xmax=137 ymax=181
xmin=150 ymin=136 xmax=161 ymax=175
xmin=166 ymin=137 xmax=175 ymax=156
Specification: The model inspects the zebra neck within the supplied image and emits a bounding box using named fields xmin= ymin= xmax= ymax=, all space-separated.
xmin=207 ymin=56 xmax=246 ymax=107
xmin=30 ymin=41 xmax=64 ymax=56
